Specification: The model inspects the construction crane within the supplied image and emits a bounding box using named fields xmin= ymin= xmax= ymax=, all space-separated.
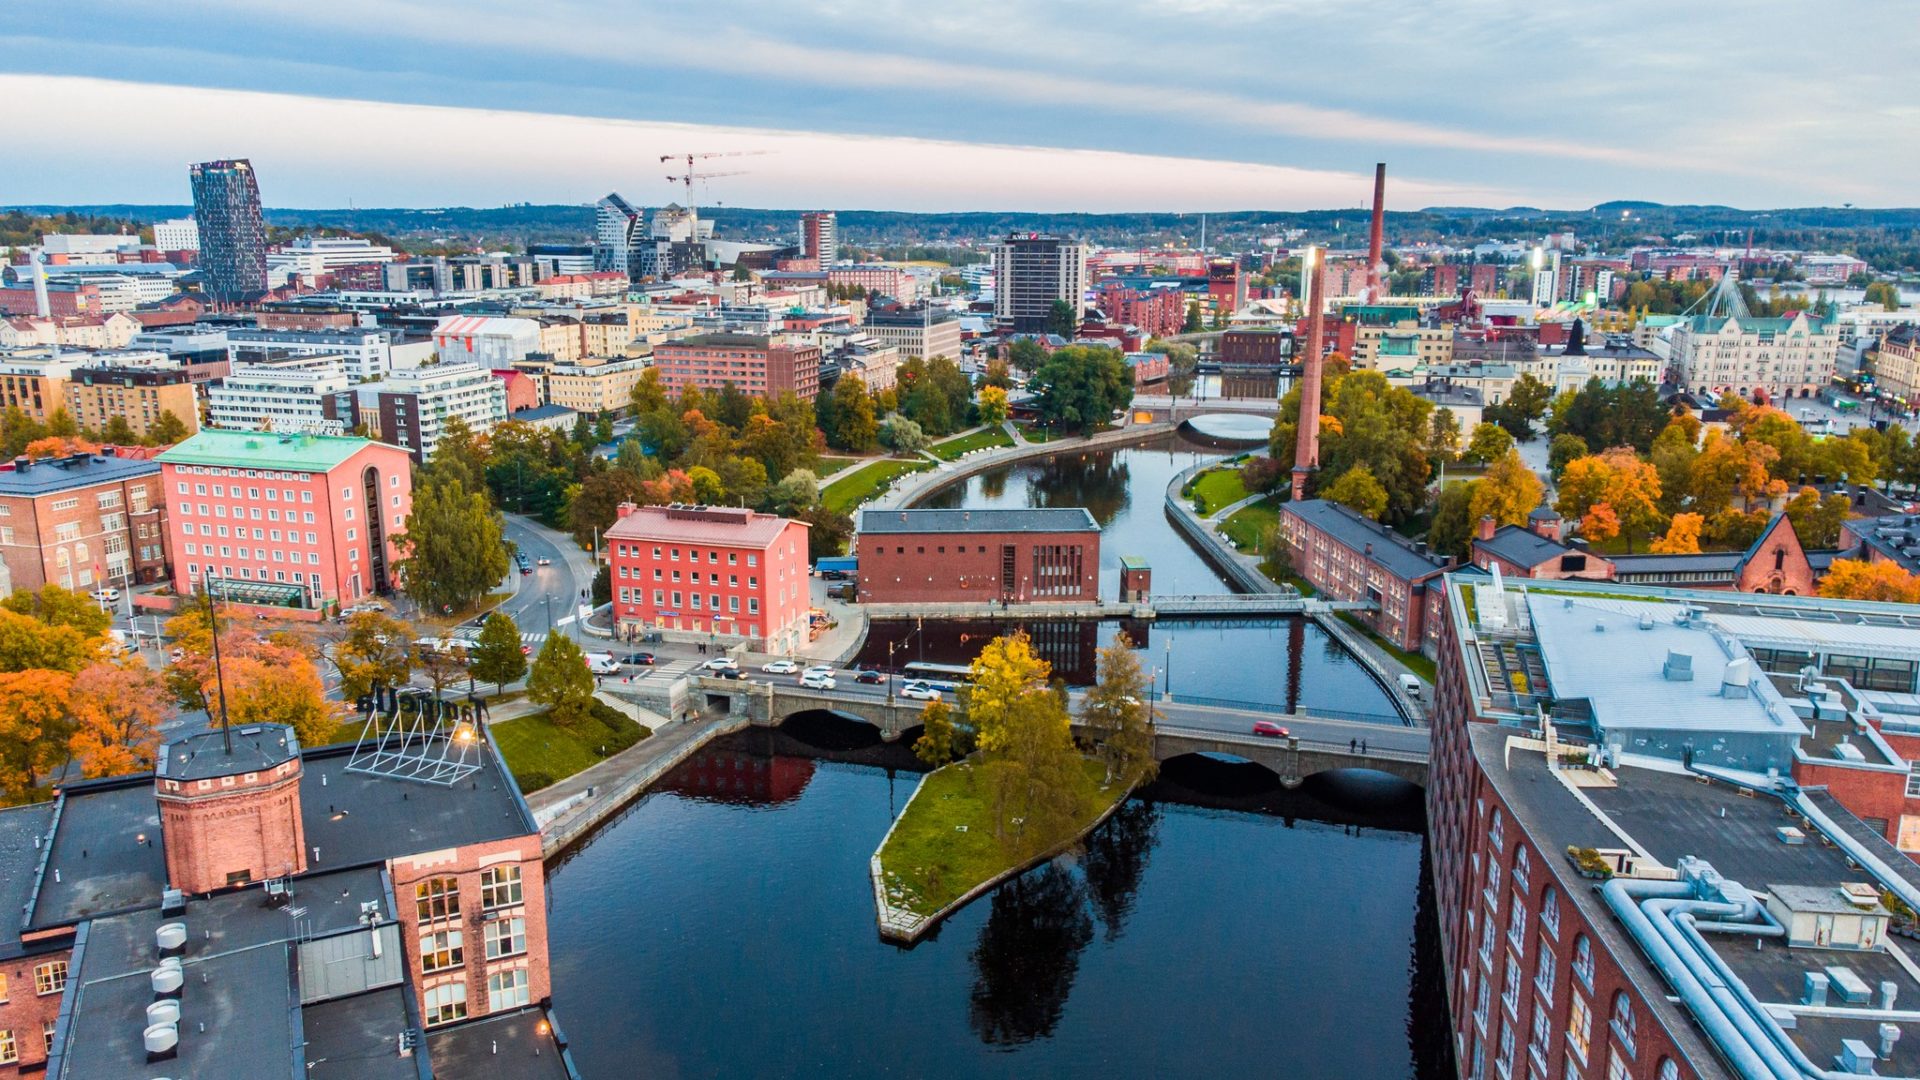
xmin=660 ymin=151 xmax=766 ymax=203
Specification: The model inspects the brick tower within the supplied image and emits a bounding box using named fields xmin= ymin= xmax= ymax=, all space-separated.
xmin=1291 ymin=250 xmax=1328 ymax=501
xmin=154 ymin=725 xmax=308 ymax=894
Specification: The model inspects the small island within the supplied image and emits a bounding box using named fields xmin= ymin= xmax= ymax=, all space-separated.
xmin=872 ymin=632 xmax=1157 ymax=941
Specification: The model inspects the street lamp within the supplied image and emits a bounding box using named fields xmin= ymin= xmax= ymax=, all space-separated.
xmin=1163 ymin=635 xmax=1173 ymax=701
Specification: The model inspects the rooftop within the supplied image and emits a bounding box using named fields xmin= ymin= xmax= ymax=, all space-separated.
xmin=28 ymin=779 xmax=166 ymax=930
xmin=1475 ymin=525 xmax=1592 ymax=571
xmin=295 ymin=743 xmax=537 ymax=873
xmin=157 ymin=429 xmax=391 ymax=472
xmin=605 ymin=503 xmax=801 ymax=548
xmin=427 ymin=1008 xmax=577 ymax=1080
xmin=1281 ymin=499 xmax=1450 ymax=581
xmin=0 ymin=451 xmax=160 ymax=497
xmin=859 ymin=507 xmax=1099 ymax=535
xmin=157 ymin=725 xmax=300 ymax=782
xmin=0 ymin=802 xmax=56 ymax=959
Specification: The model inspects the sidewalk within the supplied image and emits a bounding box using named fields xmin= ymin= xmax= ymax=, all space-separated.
xmin=530 ymin=703 xmax=745 ymax=857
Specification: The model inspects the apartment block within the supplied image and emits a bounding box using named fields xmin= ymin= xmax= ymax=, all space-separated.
xmin=64 ymin=364 xmax=201 ymax=440
xmin=0 ymin=449 xmax=170 ymax=593
xmin=606 ymin=502 xmax=812 ymax=651
xmin=651 ymin=333 xmax=821 ymax=401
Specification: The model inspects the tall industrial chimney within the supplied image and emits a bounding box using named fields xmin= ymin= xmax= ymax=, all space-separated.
xmin=30 ymin=251 xmax=51 ymax=319
xmin=1291 ymin=248 xmax=1327 ymax=501
xmin=1362 ymin=163 xmax=1387 ymax=304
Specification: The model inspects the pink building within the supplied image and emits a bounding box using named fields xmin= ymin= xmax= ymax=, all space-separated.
xmin=157 ymin=429 xmax=413 ymax=611
xmin=827 ymin=265 xmax=917 ymax=302
xmin=651 ymin=333 xmax=822 ymax=402
xmin=606 ymin=502 xmax=812 ymax=652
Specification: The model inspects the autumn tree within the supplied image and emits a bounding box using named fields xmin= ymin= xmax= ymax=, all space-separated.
xmin=68 ymin=659 xmax=172 ymax=778
xmin=1322 ymin=463 xmax=1390 ymax=520
xmin=1783 ymin=486 xmax=1851 ymax=548
xmin=1469 ymin=450 xmax=1546 ymax=531
xmin=397 ymin=478 xmax=510 ymax=615
xmin=1463 ymin=422 xmax=1515 ymax=466
xmin=913 ymin=699 xmax=961 ymax=767
xmin=1556 ymin=448 xmax=1664 ymax=551
xmin=469 ymin=612 xmax=529 ymax=694
xmin=977 ymin=384 xmax=1011 ymax=427
xmin=1081 ymin=634 xmax=1156 ymax=786
xmin=225 ymin=647 xmax=336 ymax=747
xmin=968 ymin=633 xmax=1057 ymax=755
xmin=966 ymin=633 xmax=1084 ymax=848
xmin=1547 ymin=434 xmax=1588 ymax=482
xmin=1819 ymin=559 xmax=1920 ymax=604
xmin=2 ymin=583 xmax=111 ymax=642
xmin=568 ymin=467 xmax=646 ymax=550
xmin=1427 ymin=481 xmax=1478 ymax=559
xmin=0 ymin=609 xmax=99 ymax=675
xmin=332 ymin=611 xmax=414 ymax=702
xmin=1649 ymin=512 xmax=1704 ymax=555
xmin=528 ymin=633 xmax=595 ymax=728
xmin=0 ymin=669 xmax=73 ymax=800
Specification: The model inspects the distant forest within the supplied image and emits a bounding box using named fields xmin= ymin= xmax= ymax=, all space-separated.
xmin=9 ymin=201 xmax=1920 ymax=271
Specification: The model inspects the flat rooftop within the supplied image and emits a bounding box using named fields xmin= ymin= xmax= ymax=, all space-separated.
xmin=427 ymin=1008 xmax=576 ymax=1080
xmin=295 ymin=745 xmax=537 ymax=874
xmin=157 ymin=724 xmax=300 ymax=782
xmin=28 ymin=780 xmax=166 ymax=930
xmin=0 ymin=453 xmax=159 ymax=497
xmin=859 ymin=507 xmax=1099 ymax=535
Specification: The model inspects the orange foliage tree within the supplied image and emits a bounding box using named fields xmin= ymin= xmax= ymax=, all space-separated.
xmin=1649 ymin=513 xmax=1704 ymax=555
xmin=0 ymin=669 xmax=75 ymax=800
xmin=1818 ymin=559 xmax=1920 ymax=604
xmin=68 ymin=659 xmax=173 ymax=778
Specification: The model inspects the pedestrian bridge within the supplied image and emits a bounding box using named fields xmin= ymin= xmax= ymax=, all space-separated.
xmin=693 ymin=679 xmax=1428 ymax=787
xmin=856 ymin=594 xmax=1373 ymax=622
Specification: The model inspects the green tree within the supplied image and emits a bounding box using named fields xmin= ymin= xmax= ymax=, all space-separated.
xmin=1046 ymin=299 xmax=1079 ymax=338
xmin=1463 ymin=422 xmax=1515 ymax=465
xmin=527 ymin=633 xmax=595 ymax=728
xmin=828 ymin=375 xmax=879 ymax=452
xmin=766 ymin=469 xmax=820 ymax=515
xmin=99 ymin=416 xmax=138 ymax=445
xmin=1081 ymin=634 xmax=1157 ymax=786
xmin=1321 ymin=463 xmax=1390 ymax=519
xmin=1427 ymin=480 xmax=1479 ymax=559
xmin=469 ymin=612 xmax=529 ymax=694
xmin=1031 ymin=346 xmax=1133 ymax=431
xmin=1865 ymin=281 xmax=1901 ymax=311
xmin=396 ymin=479 xmax=511 ymax=614
xmin=1183 ymin=300 xmax=1203 ymax=333
xmin=913 ymin=698 xmax=961 ymax=766
xmin=423 ymin=414 xmax=490 ymax=496
xmin=879 ymin=415 xmax=929 ymax=453
xmin=1506 ymin=373 xmax=1555 ymax=429
xmin=332 ymin=611 xmax=413 ymax=702
xmin=1269 ymin=368 xmax=1433 ymax=526
xmin=145 ymin=410 xmax=190 ymax=445
xmin=1007 ymin=338 xmax=1048 ymax=374
xmin=1428 ymin=407 xmax=1462 ymax=462
xmin=567 ymin=467 xmax=646 ymax=549
xmin=1548 ymin=433 xmax=1589 ymax=482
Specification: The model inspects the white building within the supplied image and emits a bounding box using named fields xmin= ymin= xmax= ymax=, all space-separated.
xmin=226 ymin=327 xmax=423 ymax=383
xmin=355 ymin=363 xmax=507 ymax=461
xmin=38 ymin=234 xmax=135 ymax=260
xmin=266 ymin=236 xmax=397 ymax=286
xmin=431 ymin=315 xmax=542 ymax=367
xmin=1670 ymin=311 xmax=1842 ymax=400
xmin=152 ymin=218 xmax=201 ymax=252
xmin=863 ymin=304 xmax=964 ymax=361
xmin=207 ymin=356 xmax=355 ymax=432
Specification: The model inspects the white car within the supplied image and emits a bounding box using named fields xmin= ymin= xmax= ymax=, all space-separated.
xmin=761 ymin=659 xmax=800 ymax=674
xmin=89 ymin=587 xmax=120 ymax=603
xmin=800 ymin=671 xmax=837 ymax=691
xmin=802 ymin=664 xmax=834 ymax=679
xmin=702 ymin=656 xmax=740 ymax=672
xmin=900 ymin=681 xmax=942 ymax=701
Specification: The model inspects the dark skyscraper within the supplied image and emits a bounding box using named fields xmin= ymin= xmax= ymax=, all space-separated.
xmin=188 ymin=158 xmax=267 ymax=305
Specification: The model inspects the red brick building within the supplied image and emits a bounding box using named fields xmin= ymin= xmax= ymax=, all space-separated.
xmin=1094 ymin=284 xmax=1185 ymax=339
xmin=1278 ymin=499 xmax=1450 ymax=652
xmin=1219 ymin=328 xmax=1294 ymax=368
xmin=651 ymin=333 xmax=822 ymax=402
xmin=856 ymin=508 xmax=1100 ymax=604
xmin=0 ymin=449 xmax=171 ymax=593
xmin=606 ymin=502 xmax=813 ymax=652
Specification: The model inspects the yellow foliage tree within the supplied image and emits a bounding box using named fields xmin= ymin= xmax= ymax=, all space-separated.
xmin=1649 ymin=513 xmax=1704 ymax=555
xmin=1818 ymin=559 xmax=1920 ymax=604
xmin=967 ymin=632 xmax=1057 ymax=755
xmin=1468 ymin=450 xmax=1545 ymax=529
xmin=0 ymin=669 xmax=74 ymax=800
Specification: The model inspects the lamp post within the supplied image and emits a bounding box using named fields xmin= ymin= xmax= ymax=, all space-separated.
xmin=1163 ymin=635 xmax=1173 ymax=701
xmin=887 ymin=639 xmax=898 ymax=705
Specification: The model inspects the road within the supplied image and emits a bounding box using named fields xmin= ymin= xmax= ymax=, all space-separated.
xmin=488 ymin=514 xmax=595 ymax=651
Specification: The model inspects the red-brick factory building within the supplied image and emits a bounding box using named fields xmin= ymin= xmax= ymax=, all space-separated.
xmin=855 ymin=508 xmax=1100 ymax=604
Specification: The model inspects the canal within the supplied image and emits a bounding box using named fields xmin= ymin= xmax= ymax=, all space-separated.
xmin=543 ymin=433 xmax=1451 ymax=1077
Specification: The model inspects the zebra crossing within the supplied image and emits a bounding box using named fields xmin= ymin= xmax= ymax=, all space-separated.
xmin=449 ymin=628 xmax=549 ymax=648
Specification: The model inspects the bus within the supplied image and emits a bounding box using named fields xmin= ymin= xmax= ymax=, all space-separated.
xmin=902 ymin=661 xmax=973 ymax=691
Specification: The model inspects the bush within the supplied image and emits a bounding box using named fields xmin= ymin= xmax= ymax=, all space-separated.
xmin=586 ymin=699 xmax=649 ymax=755
xmin=513 ymin=769 xmax=557 ymax=793
xmin=1240 ymin=456 xmax=1288 ymax=494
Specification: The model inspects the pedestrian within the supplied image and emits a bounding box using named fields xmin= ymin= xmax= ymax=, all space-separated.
xmin=1349 ymin=738 xmax=1356 ymax=753
xmin=1361 ymin=739 xmax=1368 ymax=754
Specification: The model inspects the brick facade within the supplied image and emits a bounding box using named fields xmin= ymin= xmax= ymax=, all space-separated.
xmin=0 ymin=947 xmax=71 ymax=1076
xmin=155 ymin=756 xmax=308 ymax=893
xmin=391 ymin=836 xmax=551 ymax=1030
xmin=857 ymin=522 xmax=1100 ymax=604
xmin=0 ymin=452 xmax=171 ymax=594
xmin=606 ymin=503 xmax=813 ymax=652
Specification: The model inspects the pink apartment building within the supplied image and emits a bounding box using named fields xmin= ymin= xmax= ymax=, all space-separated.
xmin=157 ymin=429 xmax=412 ymax=610
xmin=605 ymin=502 xmax=812 ymax=652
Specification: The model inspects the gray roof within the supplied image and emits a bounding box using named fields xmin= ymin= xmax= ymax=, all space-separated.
xmin=1612 ymin=552 xmax=1745 ymax=576
xmin=1280 ymin=499 xmax=1449 ymax=581
xmin=860 ymin=507 xmax=1098 ymax=535
xmin=1476 ymin=525 xmax=1579 ymax=570
xmin=29 ymin=780 xmax=166 ymax=929
xmin=0 ymin=454 xmax=160 ymax=497
xmin=295 ymin=744 xmax=538 ymax=873
xmin=0 ymin=802 xmax=55 ymax=958
xmin=304 ymin=988 xmax=425 ymax=1080
xmin=511 ymin=404 xmax=577 ymax=422
xmin=157 ymin=725 xmax=300 ymax=782
xmin=1767 ymin=883 xmax=1887 ymax=915
xmin=428 ymin=1008 xmax=577 ymax=1080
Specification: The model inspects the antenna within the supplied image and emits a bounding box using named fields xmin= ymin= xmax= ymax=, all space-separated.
xmin=203 ymin=572 xmax=234 ymax=755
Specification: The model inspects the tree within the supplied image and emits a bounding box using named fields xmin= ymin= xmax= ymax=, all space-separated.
xmin=1649 ymin=512 xmax=1704 ymax=555
xmin=878 ymin=415 xmax=929 ymax=454
xmin=99 ymin=415 xmax=138 ymax=445
xmin=423 ymin=414 xmax=490 ymax=496
xmin=1031 ymin=346 xmax=1133 ymax=431
xmin=68 ymin=659 xmax=171 ymax=778
xmin=2 ymin=583 xmax=111 ymax=641
xmin=1548 ymin=433 xmax=1589 ymax=482
xmin=1046 ymin=299 xmax=1079 ymax=338
xmin=0 ymin=669 xmax=73 ymax=800
xmin=967 ymin=632 xmax=1057 ymax=756
xmin=1428 ymin=481 xmax=1478 ymax=559
xmin=1271 ymin=368 xmax=1432 ymax=525
xmin=224 ymin=647 xmax=336 ymax=747
xmin=1081 ymin=634 xmax=1156 ymax=786
xmin=397 ymin=478 xmax=510 ymax=614
xmin=1183 ymin=300 xmax=1203 ymax=333
xmin=977 ymin=385 xmax=1011 ymax=427
xmin=1463 ymin=422 xmax=1515 ymax=465
xmin=1469 ymin=450 xmax=1545 ymax=530
xmin=1783 ymin=486 xmax=1851 ymax=548
xmin=333 ymin=611 xmax=414 ymax=702
xmin=1007 ymin=338 xmax=1047 ymax=374
xmin=1557 ymin=448 xmax=1664 ymax=551
xmin=567 ymin=467 xmax=646 ymax=550
xmin=476 ymin=614 xmax=537 ymax=687
xmin=1428 ymin=407 xmax=1462 ymax=462
xmin=1866 ymin=281 xmax=1901 ymax=311
xmin=1322 ymin=463 xmax=1389 ymax=519
xmin=1505 ymin=373 xmax=1555 ymax=431
xmin=417 ymin=642 xmax=470 ymax=696
xmin=766 ymin=469 xmax=820 ymax=515
xmin=1821 ymin=558 xmax=1920 ymax=603
xmin=528 ymin=633 xmax=595 ymax=728
xmin=827 ymin=375 xmax=879 ymax=452
xmin=913 ymin=699 xmax=961 ymax=767
xmin=0 ymin=609 xmax=98 ymax=675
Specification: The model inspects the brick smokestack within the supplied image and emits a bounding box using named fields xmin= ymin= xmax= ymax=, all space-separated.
xmin=1363 ymin=163 xmax=1387 ymax=304
xmin=1291 ymin=249 xmax=1327 ymax=501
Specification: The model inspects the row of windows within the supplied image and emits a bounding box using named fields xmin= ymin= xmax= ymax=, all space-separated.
xmin=617 ymin=565 xmax=758 ymax=589
xmin=179 ymin=503 xmax=318 ymax=524
xmin=422 ymin=971 xmax=531 ymax=1026
xmin=0 ymin=1020 xmax=58 ymax=1065
xmin=617 ymin=545 xmax=758 ymax=568
xmin=414 ymin=867 xmax=524 ymax=924
xmin=180 ymin=482 xmax=315 ymax=503
xmin=624 ymin=589 xmax=760 ymax=615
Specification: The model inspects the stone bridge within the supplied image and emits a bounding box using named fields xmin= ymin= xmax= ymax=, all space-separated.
xmin=695 ymin=679 xmax=1428 ymax=786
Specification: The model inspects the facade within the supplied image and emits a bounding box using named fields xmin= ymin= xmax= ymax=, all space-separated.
xmin=1670 ymin=310 xmax=1841 ymax=400
xmin=207 ymin=356 xmax=355 ymax=432
xmin=595 ymin=193 xmax=644 ymax=275
xmin=1278 ymin=498 xmax=1450 ymax=651
xmin=827 ymin=265 xmax=918 ymax=303
xmin=1872 ymin=324 xmax=1920 ymax=407
xmin=359 ymin=363 xmax=508 ymax=462
xmin=152 ymin=216 xmax=200 ymax=252
xmin=1218 ymin=328 xmax=1295 ymax=369
xmin=187 ymin=159 xmax=268 ymax=305
xmin=1094 ymin=284 xmax=1186 ymax=340
xmin=266 ymin=235 xmax=396 ymax=285
xmin=605 ymin=502 xmax=812 ymax=651
xmin=863 ymin=303 xmax=963 ymax=361
xmin=819 ymin=331 xmax=900 ymax=394
xmin=431 ymin=316 xmax=543 ymax=368
xmin=651 ymin=333 xmax=821 ymax=401
xmin=515 ymin=355 xmax=647 ymax=416
xmin=226 ymin=326 xmax=410 ymax=383
xmin=158 ymin=429 xmax=412 ymax=607
xmin=800 ymin=211 xmax=838 ymax=265
xmin=64 ymin=363 xmax=201 ymax=440
xmin=0 ymin=450 xmax=169 ymax=594
xmin=855 ymin=508 xmax=1100 ymax=604
xmin=0 ymin=351 xmax=76 ymax=422
xmin=992 ymin=233 xmax=1089 ymax=334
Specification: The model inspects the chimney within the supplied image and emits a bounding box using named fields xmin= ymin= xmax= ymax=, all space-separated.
xmin=615 ymin=501 xmax=637 ymax=519
xmin=1290 ymin=249 xmax=1328 ymax=501
xmin=1363 ymin=163 xmax=1387 ymax=304
xmin=31 ymin=251 xmax=51 ymax=320
xmin=1476 ymin=515 xmax=1498 ymax=542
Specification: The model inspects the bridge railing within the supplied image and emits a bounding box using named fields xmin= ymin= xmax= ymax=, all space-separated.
xmin=1154 ymin=723 xmax=1428 ymax=763
xmin=1158 ymin=692 xmax=1406 ymax=726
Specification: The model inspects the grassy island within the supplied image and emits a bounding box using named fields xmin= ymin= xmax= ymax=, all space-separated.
xmin=870 ymin=631 xmax=1157 ymax=940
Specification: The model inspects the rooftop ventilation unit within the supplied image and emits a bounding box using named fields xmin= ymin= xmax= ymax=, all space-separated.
xmin=144 ymin=1022 xmax=179 ymax=1063
xmin=1721 ymin=657 xmax=1753 ymax=699
xmin=155 ymin=922 xmax=187 ymax=958
xmin=1663 ymin=651 xmax=1694 ymax=682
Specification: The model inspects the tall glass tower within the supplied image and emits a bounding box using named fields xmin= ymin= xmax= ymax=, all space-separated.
xmin=188 ymin=159 xmax=267 ymax=305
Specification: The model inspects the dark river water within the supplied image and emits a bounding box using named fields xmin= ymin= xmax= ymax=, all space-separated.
xmin=543 ymin=435 xmax=1451 ymax=1078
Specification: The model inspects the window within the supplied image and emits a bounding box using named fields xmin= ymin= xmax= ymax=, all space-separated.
xmin=1657 ymin=1058 xmax=1679 ymax=1080
xmin=487 ymin=968 xmax=530 ymax=1012
xmin=1567 ymin=993 xmax=1593 ymax=1064
xmin=1513 ymin=845 xmax=1531 ymax=893
xmin=1607 ymin=1048 xmax=1631 ymax=1080
xmin=1502 ymin=955 xmax=1522 ymax=1017
xmin=1610 ymin=992 xmax=1637 ymax=1058
xmin=1475 ymin=974 xmax=1492 ymax=1033
xmin=416 ymin=877 xmax=461 ymax=923
xmin=1497 ymin=1018 xmax=1517 ymax=1080
xmin=0 ymin=972 xmax=7 ymax=1002
xmin=1508 ymin=894 xmax=1528 ymax=950
xmin=1486 ymin=859 xmax=1502 ymax=906
xmin=424 ymin=983 xmax=467 ymax=1026
xmin=1541 ymin=884 xmax=1562 ymax=939
xmin=1534 ymin=940 xmax=1555 ymax=1004
xmin=1529 ymin=1001 xmax=1552 ymax=1071
xmin=34 ymin=960 xmax=66 ymax=996
xmin=0 ymin=1029 xmax=13 ymax=1064
xmin=485 ymin=916 xmax=527 ymax=960
xmin=481 ymin=865 xmax=523 ymax=909
xmin=39 ymin=1021 xmax=52 ymax=1054
xmin=1572 ymin=934 xmax=1594 ymax=990
xmin=420 ymin=929 xmax=464 ymax=973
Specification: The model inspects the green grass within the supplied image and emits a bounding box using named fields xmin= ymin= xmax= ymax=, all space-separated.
xmin=929 ymin=427 xmax=1015 ymax=461
xmin=821 ymin=458 xmax=933 ymax=514
xmin=1013 ymin=422 xmax=1058 ymax=443
xmin=1185 ymin=467 xmax=1250 ymax=515
xmin=487 ymin=701 xmax=650 ymax=793
xmin=815 ymin=455 xmax=858 ymax=474
xmin=878 ymin=756 xmax=1119 ymax=916
xmin=1337 ymin=611 xmax=1438 ymax=683
xmin=1220 ymin=497 xmax=1279 ymax=551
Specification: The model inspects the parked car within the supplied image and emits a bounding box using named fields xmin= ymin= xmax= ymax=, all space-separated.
xmin=901 ymin=681 xmax=942 ymax=701
xmin=584 ymin=653 xmax=621 ymax=675
xmin=800 ymin=671 xmax=837 ymax=690
xmin=619 ymin=652 xmax=656 ymax=666
xmin=853 ymin=670 xmax=883 ymax=685
xmin=1252 ymin=720 xmax=1290 ymax=738
xmin=702 ymin=656 xmax=740 ymax=672
xmin=826 ymin=583 xmax=857 ymax=601
xmin=712 ymin=668 xmax=745 ymax=680
xmin=762 ymin=659 xmax=801 ymax=674
xmin=89 ymin=587 xmax=120 ymax=603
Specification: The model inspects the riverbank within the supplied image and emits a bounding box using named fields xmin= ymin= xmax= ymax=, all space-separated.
xmin=871 ymin=755 xmax=1128 ymax=943
xmin=873 ymin=419 xmax=1176 ymax=511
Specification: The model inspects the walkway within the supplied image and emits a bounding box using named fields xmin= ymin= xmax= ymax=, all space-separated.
xmin=871 ymin=419 xmax=1176 ymax=512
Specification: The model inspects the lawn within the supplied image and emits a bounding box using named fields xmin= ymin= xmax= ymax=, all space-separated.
xmin=1220 ymin=496 xmax=1279 ymax=552
xmin=1338 ymin=611 xmax=1438 ymax=684
xmin=929 ymin=426 xmax=1015 ymax=461
xmin=815 ymin=455 xmax=859 ymax=474
xmin=1185 ymin=467 xmax=1250 ymax=515
xmin=1013 ymin=422 xmax=1058 ymax=443
xmin=877 ymin=756 xmax=1119 ymax=916
xmin=821 ymin=458 xmax=932 ymax=514
xmin=487 ymin=701 xmax=650 ymax=793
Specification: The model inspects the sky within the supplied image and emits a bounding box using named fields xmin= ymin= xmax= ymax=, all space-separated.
xmin=4 ymin=0 xmax=1916 ymax=213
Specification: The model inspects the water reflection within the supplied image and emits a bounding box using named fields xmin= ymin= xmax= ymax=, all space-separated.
xmin=1081 ymin=800 xmax=1160 ymax=942
xmin=968 ymin=863 xmax=1096 ymax=1046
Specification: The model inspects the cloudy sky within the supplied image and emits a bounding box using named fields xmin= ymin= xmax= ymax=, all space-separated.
xmin=4 ymin=0 xmax=1914 ymax=213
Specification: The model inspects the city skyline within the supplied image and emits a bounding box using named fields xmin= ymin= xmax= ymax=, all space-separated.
xmin=5 ymin=0 xmax=1916 ymax=210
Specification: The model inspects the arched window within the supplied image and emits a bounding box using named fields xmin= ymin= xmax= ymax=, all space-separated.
xmin=1490 ymin=807 xmax=1505 ymax=851
xmin=1512 ymin=843 xmax=1531 ymax=893
xmin=1658 ymin=1058 xmax=1680 ymax=1080
xmin=1611 ymin=990 xmax=1638 ymax=1057
xmin=1573 ymin=933 xmax=1595 ymax=989
xmin=1540 ymin=883 xmax=1561 ymax=939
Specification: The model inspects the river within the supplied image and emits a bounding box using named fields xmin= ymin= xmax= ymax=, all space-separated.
xmin=542 ymin=433 xmax=1450 ymax=1078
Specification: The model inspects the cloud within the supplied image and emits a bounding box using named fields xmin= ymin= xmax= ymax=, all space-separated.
xmin=0 ymin=75 xmax=1550 ymax=211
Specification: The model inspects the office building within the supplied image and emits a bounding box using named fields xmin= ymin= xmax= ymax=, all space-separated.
xmin=152 ymin=216 xmax=200 ymax=252
xmin=595 ymin=193 xmax=644 ymax=275
xmin=800 ymin=211 xmax=837 ymax=265
xmin=0 ymin=449 xmax=169 ymax=595
xmin=863 ymin=303 xmax=963 ymax=361
xmin=818 ymin=330 xmax=900 ymax=394
xmin=651 ymin=333 xmax=821 ymax=401
xmin=266 ymin=235 xmax=396 ymax=286
xmin=0 ymin=351 xmax=77 ymax=422
xmin=207 ymin=356 xmax=355 ymax=432
xmin=1277 ymin=498 xmax=1451 ymax=652
xmin=159 ymin=429 xmax=410 ymax=606
xmin=514 ymin=355 xmax=647 ymax=418
xmin=187 ymin=159 xmax=268 ymax=305
xmin=1671 ymin=310 xmax=1841 ymax=401
xmin=431 ymin=316 xmax=543 ymax=368
xmin=64 ymin=362 xmax=201 ymax=441
xmin=992 ymin=233 xmax=1089 ymax=334
xmin=528 ymin=243 xmax=596 ymax=277
xmin=855 ymin=508 xmax=1100 ymax=604
xmin=227 ymin=327 xmax=427 ymax=383
xmin=357 ymin=364 xmax=507 ymax=462
xmin=827 ymin=265 xmax=918 ymax=303
xmin=605 ymin=502 xmax=812 ymax=651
